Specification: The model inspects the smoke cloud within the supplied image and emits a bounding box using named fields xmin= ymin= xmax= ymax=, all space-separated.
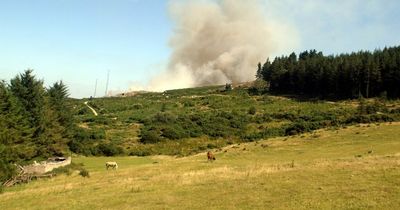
xmin=133 ymin=0 xmax=299 ymax=92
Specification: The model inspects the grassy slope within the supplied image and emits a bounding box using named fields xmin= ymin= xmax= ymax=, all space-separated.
xmin=72 ymin=86 xmax=363 ymax=156
xmin=1 ymin=123 xmax=400 ymax=209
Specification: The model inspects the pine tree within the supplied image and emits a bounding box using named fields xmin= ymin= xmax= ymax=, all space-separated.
xmin=0 ymin=81 xmax=34 ymax=161
xmin=47 ymin=81 xmax=73 ymax=132
xmin=9 ymin=69 xmax=46 ymax=139
xmin=256 ymin=62 xmax=262 ymax=79
xmin=259 ymin=46 xmax=400 ymax=98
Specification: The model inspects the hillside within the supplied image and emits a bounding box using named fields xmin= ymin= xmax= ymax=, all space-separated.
xmin=68 ymin=85 xmax=400 ymax=157
xmin=1 ymin=123 xmax=399 ymax=209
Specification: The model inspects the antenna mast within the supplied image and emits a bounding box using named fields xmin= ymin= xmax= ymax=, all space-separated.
xmin=105 ymin=69 xmax=110 ymax=96
xmin=93 ymin=79 xmax=98 ymax=98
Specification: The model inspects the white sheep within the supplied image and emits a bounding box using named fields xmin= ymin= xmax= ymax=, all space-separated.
xmin=105 ymin=162 xmax=118 ymax=170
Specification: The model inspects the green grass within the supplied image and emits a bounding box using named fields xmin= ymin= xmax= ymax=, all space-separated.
xmin=1 ymin=123 xmax=399 ymax=209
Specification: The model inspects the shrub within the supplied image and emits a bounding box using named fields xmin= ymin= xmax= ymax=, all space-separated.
xmin=248 ymin=106 xmax=257 ymax=115
xmin=243 ymin=127 xmax=285 ymax=141
xmin=89 ymin=130 xmax=106 ymax=140
xmin=183 ymin=101 xmax=194 ymax=107
xmin=0 ymin=159 xmax=16 ymax=185
xmin=68 ymin=140 xmax=93 ymax=156
xmin=51 ymin=162 xmax=85 ymax=176
xmin=93 ymin=116 xmax=111 ymax=125
xmin=358 ymin=99 xmax=388 ymax=115
xmin=129 ymin=150 xmax=151 ymax=157
xmin=87 ymin=128 xmax=106 ymax=140
xmin=97 ymin=143 xmax=124 ymax=156
xmin=390 ymin=108 xmax=400 ymax=114
xmin=67 ymin=140 xmax=83 ymax=153
xmin=73 ymin=127 xmax=105 ymax=141
xmin=132 ymin=104 xmax=143 ymax=109
xmin=161 ymin=126 xmax=188 ymax=140
xmin=225 ymin=83 xmax=232 ymax=91
xmin=77 ymin=107 xmax=90 ymax=115
xmin=151 ymin=112 xmax=176 ymax=124
xmin=140 ymin=130 xmax=162 ymax=144
xmin=79 ymin=168 xmax=90 ymax=178
xmin=161 ymin=103 xmax=167 ymax=112
xmin=285 ymin=121 xmax=320 ymax=136
xmin=347 ymin=113 xmax=394 ymax=124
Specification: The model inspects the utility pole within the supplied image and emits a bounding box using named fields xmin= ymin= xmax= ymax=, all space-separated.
xmin=93 ymin=79 xmax=98 ymax=98
xmin=105 ymin=70 xmax=110 ymax=97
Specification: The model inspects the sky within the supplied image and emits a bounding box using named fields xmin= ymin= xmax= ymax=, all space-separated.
xmin=1 ymin=0 xmax=400 ymax=98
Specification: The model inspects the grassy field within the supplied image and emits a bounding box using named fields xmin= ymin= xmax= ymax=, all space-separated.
xmin=1 ymin=123 xmax=399 ymax=209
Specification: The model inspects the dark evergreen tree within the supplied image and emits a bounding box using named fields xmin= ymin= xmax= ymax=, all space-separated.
xmin=259 ymin=46 xmax=400 ymax=99
xmin=47 ymin=81 xmax=73 ymax=133
xmin=9 ymin=69 xmax=46 ymax=138
xmin=0 ymin=81 xmax=34 ymax=160
xmin=256 ymin=62 xmax=262 ymax=79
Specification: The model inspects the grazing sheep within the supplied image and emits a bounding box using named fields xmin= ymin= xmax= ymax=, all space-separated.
xmin=207 ymin=151 xmax=216 ymax=161
xmin=105 ymin=161 xmax=118 ymax=170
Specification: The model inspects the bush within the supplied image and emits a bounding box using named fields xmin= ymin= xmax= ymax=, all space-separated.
xmin=161 ymin=126 xmax=188 ymax=140
xmin=183 ymin=101 xmax=195 ymax=107
xmin=225 ymin=83 xmax=232 ymax=91
xmin=243 ymin=127 xmax=285 ymax=141
xmin=0 ymin=159 xmax=16 ymax=184
xmin=93 ymin=116 xmax=111 ymax=125
xmin=73 ymin=128 xmax=90 ymax=141
xmin=77 ymin=107 xmax=90 ymax=115
xmin=129 ymin=150 xmax=151 ymax=157
xmin=140 ymin=130 xmax=162 ymax=144
xmin=72 ymin=127 xmax=106 ymax=142
xmin=51 ymin=162 xmax=85 ymax=176
xmin=391 ymin=108 xmax=400 ymax=114
xmin=151 ymin=112 xmax=176 ymax=124
xmin=161 ymin=103 xmax=167 ymax=112
xmin=67 ymin=141 xmax=93 ymax=156
xmin=248 ymin=106 xmax=257 ymax=115
xmin=97 ymin=143 xmax=124 ymax=156
xmin=285 ymin=121 xmax=322 ymax=136
xmin=89 ymin=130 xmax=106 ymax=140
xmin=79 ymin=168 xmax=90 ymax=178
xmin=358 ymin=99 xmax=388 ymax=115
xmin=132 ymin=104 xmax=143 ymax=109
xmin=347 ymin=113 xmax=394 ymax=124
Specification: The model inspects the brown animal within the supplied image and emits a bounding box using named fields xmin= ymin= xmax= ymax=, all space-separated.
xmin=207 ymin=151 xmax=216 ymax=161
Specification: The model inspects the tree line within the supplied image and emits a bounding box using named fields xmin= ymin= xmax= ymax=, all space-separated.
xmin=257 ymin=46 xmax=400 ymax=99
xmin=0 ymin=70 xmax=73 ymax=183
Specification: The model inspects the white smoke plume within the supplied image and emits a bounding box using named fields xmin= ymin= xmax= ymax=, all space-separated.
xmin=133 ymin=0 xmax=299 ymax=92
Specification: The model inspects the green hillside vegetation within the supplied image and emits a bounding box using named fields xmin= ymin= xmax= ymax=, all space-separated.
xmin=69 ymin=86 xmax=400 ymax=157
xmin=1 ymin=123 xmax=399 ymax=209
xmin=67 ymin=45 xmax=400 ymax=158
